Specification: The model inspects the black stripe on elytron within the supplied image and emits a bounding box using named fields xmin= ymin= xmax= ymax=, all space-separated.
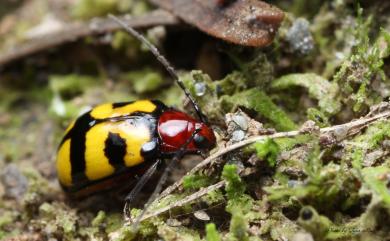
xmin=151 ymin=100 xmax=168 ymax=115
xmin=58 ymin=129 xmax=73 ymax=149
xmin=112 ymin=101 xmax=133 ymax=108
xmin=69 ymin=111 xmax=96 ymax=185
xmin=104 ymin=132 xmax=126 ymax=169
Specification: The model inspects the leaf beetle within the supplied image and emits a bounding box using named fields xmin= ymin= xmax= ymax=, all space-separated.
xmin=56 ymin=15 xmax=216 ymax=222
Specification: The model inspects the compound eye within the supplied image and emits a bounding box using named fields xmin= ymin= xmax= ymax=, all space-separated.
xmin=194 ymin=133 xmax=209 ymax=149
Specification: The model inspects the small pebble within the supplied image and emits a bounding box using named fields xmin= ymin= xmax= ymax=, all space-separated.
xmin=166 ymin=218 xmax=182 ymax=227
xmin=287 ymin=180 xmax=301 ymax=188
xmin=382 ymin=140 xmax=390 ymax=148
xmin=299 ymin=120 xmax=320 ymax=134
xmin=1 ymin=164 xmax=28 ymax=200
xmin=232 ymin=114 xmax=248 ymax=130
xmin=319 ymin=133 xmax=336 ymax=147
xmin=292 ymin=232 xmax=314 ymax=241
xmin=363 ymin=150 xmax=384 ymax=167
xmin=231 ymin=130 xmax=246 ymax=142
xmin=194 ymin=210 xmax=210 ymax=221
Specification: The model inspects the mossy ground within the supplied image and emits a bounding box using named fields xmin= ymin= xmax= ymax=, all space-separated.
xmin=1 ymin=0 xmax=390 ymax=240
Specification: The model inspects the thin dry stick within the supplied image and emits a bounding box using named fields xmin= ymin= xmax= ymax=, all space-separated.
xmin=0 ymin=10 xmax=178 ymax=67
xmin=140 ymin=180 xmax=225 ymax=221
xmin=158 ymin=110 xmax=390 ymax=199
xmin=137 ymin=110 xmax=390 ymax=221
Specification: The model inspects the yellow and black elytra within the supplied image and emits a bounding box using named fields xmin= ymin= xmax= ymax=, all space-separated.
xmin=57 ymin=100 xmax=167 ymax=196
xmin=57 ymin=98 xmax=216 ymax=197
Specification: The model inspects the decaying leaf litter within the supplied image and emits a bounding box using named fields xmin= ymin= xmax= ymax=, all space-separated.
xmin=1 ymin=0 xmax=390 ymax=240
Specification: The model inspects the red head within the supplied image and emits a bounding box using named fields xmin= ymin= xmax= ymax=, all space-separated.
xmin=157 ymin=110 xmax=216 ymax=154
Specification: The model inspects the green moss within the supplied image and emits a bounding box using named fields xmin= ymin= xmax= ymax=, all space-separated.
xmin=0 ymin=212 xmax=14 ymax=229
xmin=111 ymin=30 xmax=143 ymax=60
xmin=183 ymin=174 xmax=214 ymax=190
xmin=121 ymin=68 xmax=164 ymax=94
xmin=240 ymin=54 xmax=274 ymax=89
xmin=227 ymin=211 xmax=249 ymax=241
xmin=49 ymin=74 xmax=97 ymax=96
xmin=112 ymin=31 xmax=137 ymax=50
xmin=0 ymin=211 xmax=18 ymax=239
xmin=307 ymin=108 xmax=330 ymax=127
xmin=117 ymin=0 xmax=150 ymax=16
xmin=346 ymin=120 xmax=390 ymax=167
xmin=158 ymin=225 xmax=201 ymax=241
xmin=266 ymin=146 xmax=360 ymax=215
xmin=333 ymin=8 xmax=390 ymax=112
xmin=272 ymin=73 xmax=341 ymax=115
xmin=222 ymin=165 xmax=246 ymax=201
xmin=206 ymin=223 xmax=221 ymax=241
xmin=362 ymin=167 xmax=390 ymax=207
xmin=353 ymin=120 xmax=390 ymax=149
xmin=36 ymin=202 xmax=78 ymax=240
xmin=259 ymin=212 xmax=299 ymax=240
xmin=250 ymin=138 xmax=280 ymax=167
xmin=92 ymin=211 xmax=106 ymax=227
xmin=201 ymin=190 xmax=225 ymax=206
xmin=71 ymin=0 xmax=118 ymax=19
xmin=221 ymin=89 xmax=297 ymax=131
xmin=222 ymin=164 xmax=256 ymax=241
xmin=111 ymin=225 xmax=137 ymax=241
xmin=105 ymin=213 xmax=123 ymax=233
xmin=290 ymin=0 xmax=324 ymax=18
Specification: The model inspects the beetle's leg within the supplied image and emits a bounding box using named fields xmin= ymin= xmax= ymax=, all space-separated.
xmin=123 ymin=159 xmax=162 ymax=221
xmin=123 ymin=138 xmax=160 ymax=220
xmin=130 ymin=128 xmax=201 ymax=228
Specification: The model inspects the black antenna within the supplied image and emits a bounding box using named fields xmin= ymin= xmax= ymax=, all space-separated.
xmin=109 ymin=15 xmax=207 ymax=123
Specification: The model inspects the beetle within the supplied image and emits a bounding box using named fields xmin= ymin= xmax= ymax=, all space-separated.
xmin=56 ymin=15 xmax=216 ymax=220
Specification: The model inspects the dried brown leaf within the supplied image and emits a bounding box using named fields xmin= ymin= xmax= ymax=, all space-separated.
xmin=150 ymin=0 xmax=284 ymax=47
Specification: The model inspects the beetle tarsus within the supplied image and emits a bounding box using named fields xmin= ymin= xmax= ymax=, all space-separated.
xmin=123 ymin=159 xmax=161 ymax=221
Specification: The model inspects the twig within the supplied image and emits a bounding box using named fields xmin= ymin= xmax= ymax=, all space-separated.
xmin=140 ymin=180 xmax=225 ymax=221
xmin=158 ymin=110 xmax=390 ymax=199
xmin=0 ymin=10 xmax=179 ymax=67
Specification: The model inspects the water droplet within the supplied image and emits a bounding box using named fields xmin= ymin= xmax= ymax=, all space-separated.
xmin=194 ymin=82 xmax=206 ymax=96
